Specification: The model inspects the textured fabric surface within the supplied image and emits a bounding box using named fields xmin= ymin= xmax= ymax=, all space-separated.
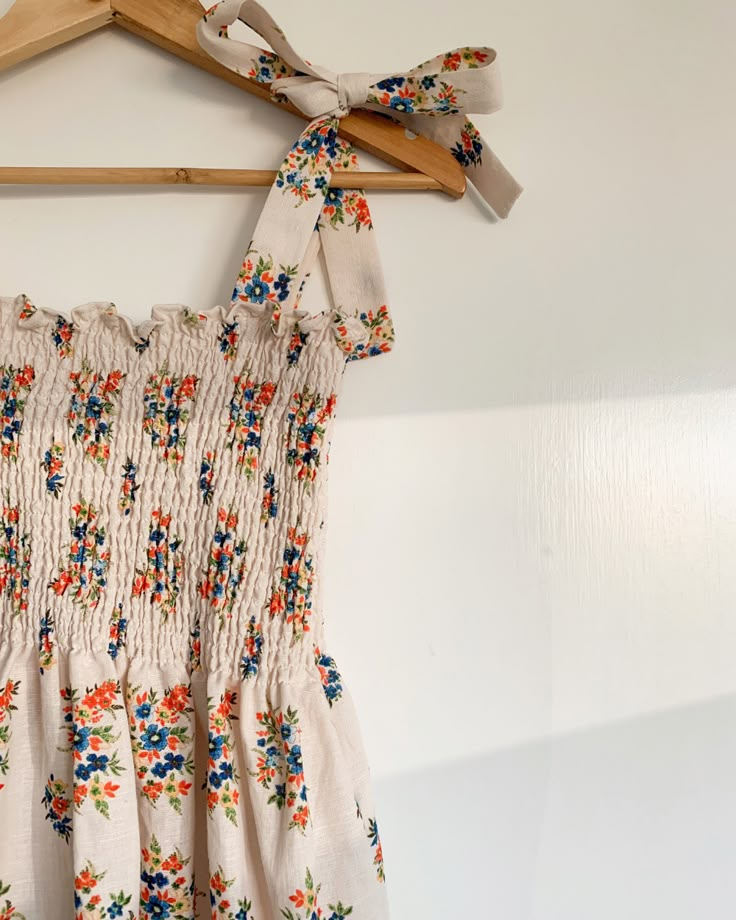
xmin=0 ymin=61 xmax=394 ymax=920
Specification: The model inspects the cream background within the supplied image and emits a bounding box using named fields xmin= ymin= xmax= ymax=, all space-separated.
xmin=1 ymin=0 xmax=735 ymax=916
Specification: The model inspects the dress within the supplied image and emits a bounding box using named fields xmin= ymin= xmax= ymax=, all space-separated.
xmin=0 ymin=41 xmax=395 ymax=920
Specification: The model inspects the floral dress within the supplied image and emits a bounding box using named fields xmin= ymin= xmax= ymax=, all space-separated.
xmin=0 ymin=15 xmax=395 ymax=917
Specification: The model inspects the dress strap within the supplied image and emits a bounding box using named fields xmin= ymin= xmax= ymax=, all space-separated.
xmin=229 ymin=116 xmax=395 ymax=361
xmin=196 ymin=0 xmax=395 ymax=362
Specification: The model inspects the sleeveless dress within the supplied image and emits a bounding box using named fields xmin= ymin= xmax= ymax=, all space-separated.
xmin=0 ymin=46 xmax=395 ymax=920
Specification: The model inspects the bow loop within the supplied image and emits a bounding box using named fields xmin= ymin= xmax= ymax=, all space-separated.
xmin=197 ymin=0 xmax=522 ymax=217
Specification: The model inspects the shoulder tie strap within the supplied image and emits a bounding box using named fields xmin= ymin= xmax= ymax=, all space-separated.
xmin=230 ymin=115 xmax=394 ymax=362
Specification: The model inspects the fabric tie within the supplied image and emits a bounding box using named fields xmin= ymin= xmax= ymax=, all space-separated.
xmin=197 ymin=0 xmax=522 ymax=218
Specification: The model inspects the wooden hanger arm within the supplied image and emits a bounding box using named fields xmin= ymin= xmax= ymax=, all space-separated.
xmin=0 ymin=165 xmax=444 ymax=190
xmin=0 ymin=0 xmax=113 ymax=73
xmin=111 ymin=0 xmax=465 ymax=198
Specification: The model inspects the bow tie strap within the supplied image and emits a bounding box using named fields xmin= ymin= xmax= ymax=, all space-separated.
xmin=198 ymin=0 xmax=522 ymax=218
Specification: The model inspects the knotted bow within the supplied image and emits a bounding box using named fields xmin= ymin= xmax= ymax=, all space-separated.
xmin=197 ymin=0 xmax=522 ymax=218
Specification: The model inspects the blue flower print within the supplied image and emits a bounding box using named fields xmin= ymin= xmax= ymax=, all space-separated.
xmin=135 ymin=701 xmax=152 ymax=721
xmin=142 ymin=724 xmax=170 ymax=752
xmin=244 ymin=273 xmax=271 ymax=303
xmin=209 ymin=732 xmax=225 ymax=760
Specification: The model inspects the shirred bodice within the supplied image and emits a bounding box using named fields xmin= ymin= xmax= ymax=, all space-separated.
xmin=0 ymin=292 xmax=360 ymax=679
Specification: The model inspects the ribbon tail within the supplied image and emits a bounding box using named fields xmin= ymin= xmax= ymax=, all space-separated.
xmin=398 ymin=111 xmax=522 ymax=218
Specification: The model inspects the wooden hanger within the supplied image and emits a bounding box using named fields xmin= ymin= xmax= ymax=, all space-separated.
xmin=0 ymin=0 xmax=465 ymax=196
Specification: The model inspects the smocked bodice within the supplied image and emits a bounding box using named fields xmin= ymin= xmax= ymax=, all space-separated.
xmin=0 ymin=293 xmax=362 ymax=679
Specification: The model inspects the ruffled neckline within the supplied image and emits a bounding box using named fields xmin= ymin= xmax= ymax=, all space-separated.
xmin=4 ymin=292 xmax=368 ymax=346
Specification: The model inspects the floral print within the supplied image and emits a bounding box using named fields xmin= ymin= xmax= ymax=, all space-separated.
xmin=196 ymin=507 xmax=248 ymax=622
xmin=439 ymin=46 xmax=490 ymax=71
xmin=66 ymin=358 xmax=126 ymax=468
xmin=334 ymin=305 xmax=395 ymax=362
xmin=218 ymin=318 xmax=240 ymax=362
xmin=366 ymin=73 xmax=464 ymax=115
xmin=199 ymin=449 xmax=217 ymax=504
xmin=39 ymin=609 xmax=56 ymax=673
xmin=261 ymin=469 xmax=279 ymax=526
xmin=107 ymin=602 xmax=128 ymax=661
xmin=142 ymin=363 xmax=199 ymax=467
xmin=126 ymin=684 xmax=194 ymax=813
xmin=0 ymin=881 xmax=25 ymax=920
xmin=246 ymin=49 xmax=299 ymax=83
xmin=314 ymin=647 xmax=343 ymax=707
xmin=41 ymin=440 xmax=65 ymax=496
xmin=286 ymin=326 xmax=309 ymax=367
xmin=0 ymin=363 xmax=35 ymax=462
xmin=118 ymin=457 xmax=140 ymax=515
xmin=251 ymin=705 xmax=309 ymax=834
xmin=74 ymin=861 xmax=134 ymax=919
xmin=0 ymin=502 xmax=30 ymax=617
xmin=285 ymin=386 xmax=337 ymax=491
xmin=320 ymin=186 xmax=372 ymax=231
xmin=0 ymin=679 xmax=20 ymax=789
xmin=52 ymin=315 xmax=75 ymax=359
xmin=189 ymin=621 xmax=202 ymax=672
xmin=209 ymin=867 xmax=253 ymax=919
xmin=225 ymin=364 xmax=278 ymax=478
xmin=48 ymin=497 xmax=110 ymax=614
xmin=131 ymin=509 xmax=184 ymax=619
xmin=451 ymin=118 xmax=484 ymax=168
xmin=206 ymin=689 xmax=240 ymax=825
xmin=58 ymin=679 xmax=125 ymax=824
xmin=0 ymin=3 xmax=402 ymax=900
xmin=231 ymin=250 xmax=299 ymax=311
xmin=240 ymin=615 xmax=263 ymax=681
xmin=281 ymin=868 xmax=353 ymax=920
xmin=276 ymin=117 xmax=340 ymax=204
xmin=267 ymin=525 xmax=315 ymax=640
xmin=42 ymin=774 xmax=72 ymax=841
xmin=140 ymin=834 xmax=195 ymax=919
xmin=367 ymin=817 xmax=386 ymax=882
xmin=319 ymin=140 xmax=373 ymax=232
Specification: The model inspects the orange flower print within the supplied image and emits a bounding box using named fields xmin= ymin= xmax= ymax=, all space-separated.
xmin=368 ymin=817 xmax=386 ymax=882
xmin=142 ymin=362 xmax=199 ymax=468
xmin=0 ymin=880 xmax=26 ymax=920
xmin=47 ymin=497 xmax=110 ymax=615
xmin=40 ymin=440 xmax=65 ymax=496
xmin=51 ymin=680 xmax=125 ymax=829
xmin=208 ymin=866 xmax=253 ymax=919
xmin=140 ymin=834 xmax=195 ymax=918
xmin=39 ymin=610 xmax=56 ymax=674
xmin=205 ymin=689 xmax=240 ymax=825
xmin=250 ymin=705 xmax=309 ymax=834
xmin=131 ymin=509 xmax=184 ymax=620
xmin=333 ymin=304 xmax=395 ymax=362
xmin=0 ymin=679 xmax=20 ymax=790
xmin=266 ymin=525 xmax=315 ymax=641
xmin=282 ymin=867 xmax=353 ymax=920
xmin=42 ymin=774 xmax=72 ymax=842
xmin=66 ymin=358 xmax=126 ymax=468
xmin=0 ymin=502 xmax=31 ymax=617
xmin=72 ymin=859 xmax=134 ymax=917
xmin=225 ymin=363 xmax=278 ymax=479
xmin=126 ymin=684 xmax=195 ymax=813
xmin=118 ymin=456 xmax=140 ymax=515
xmin=0 ymin=362 xmax=36 ymax=462
xmin=196 ymin=507 xmax=248 ymax=623
xmin=284 ymin=386 xmax=337 ymax=491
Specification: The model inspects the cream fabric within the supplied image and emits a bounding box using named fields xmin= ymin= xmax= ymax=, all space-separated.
xmin=0 ymin=53 xmax=393 ymax=920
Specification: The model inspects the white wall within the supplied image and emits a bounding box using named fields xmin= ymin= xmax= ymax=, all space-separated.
xmin=1 ymin=1 xmax=735 ymax=916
